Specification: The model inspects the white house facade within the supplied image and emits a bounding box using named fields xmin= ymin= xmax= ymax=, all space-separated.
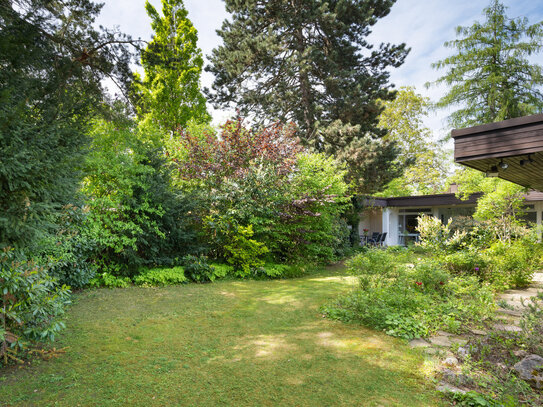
xmin=358 ymin=190 xmax=543 ymax=247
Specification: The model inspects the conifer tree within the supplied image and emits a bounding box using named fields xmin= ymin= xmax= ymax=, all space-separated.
xmin=0 ymin=0 xmax=134 ymax=249
xmin=134 ymin=0 xmax=210 ymax=133
xmin=206 ymin=0 xmax=409 ymax=193
xmin=428 ymin=0 xmax=543 ymax=128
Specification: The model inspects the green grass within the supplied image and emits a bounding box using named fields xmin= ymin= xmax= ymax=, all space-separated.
xmin=0 ymin=265 xmax=442 ymax=406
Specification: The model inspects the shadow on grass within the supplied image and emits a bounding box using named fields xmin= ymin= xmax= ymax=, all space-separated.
xmin=0 ymin=266 xmax=442 ymax=407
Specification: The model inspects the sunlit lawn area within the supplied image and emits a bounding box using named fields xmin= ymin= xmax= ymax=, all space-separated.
xmin=0 ymin=266 xmax=442 ymax=406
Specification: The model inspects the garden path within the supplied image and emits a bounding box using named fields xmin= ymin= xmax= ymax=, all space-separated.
xmin=409 ymin=272 xmax=543 ymax=394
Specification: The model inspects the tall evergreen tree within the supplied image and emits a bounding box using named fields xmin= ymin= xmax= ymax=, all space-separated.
xmin=427 ymin=0 xmax=543 ymax=128
xmin=0 ymin=0 xmax=134 ymax=249
xmin=134 ymin=0 xmax=210 ymax=133
xmin=206 ymin=0 xmax=409 ymax=193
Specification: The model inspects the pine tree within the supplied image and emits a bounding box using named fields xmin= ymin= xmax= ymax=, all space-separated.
xmin=206 ymin=0 xmax=409 ymax=193
xmin=427 ymin=0 xmax=543 ymax=128
xmin=134 ymin=0 xmax=210 ymax=133
xmin=0 ymin=0 xmax=134 ymax=249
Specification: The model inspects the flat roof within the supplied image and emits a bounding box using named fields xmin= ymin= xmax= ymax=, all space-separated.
xmin=361 ymin=191 xmax=543 ymax=208
xmin=451 ymin=114 xmax=543 ymax=191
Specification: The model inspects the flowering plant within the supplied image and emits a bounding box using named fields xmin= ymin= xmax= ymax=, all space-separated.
xmin=363 ymin=228 xmax=369 ymax=236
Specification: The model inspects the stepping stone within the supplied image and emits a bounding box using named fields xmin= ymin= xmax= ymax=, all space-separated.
xmin=408 ymin=338 xmax=430 ymax=348
xmin=492 ymin=323 xmax=522 ymax=333
xmin=436 ymin=381 xmax=466 ymax=394
xmin=469 ymin=328 xmax=486 ymax=336
xmin=497 ymin=308 xmax=522 ymax=317
xmin=429 ymin=335 xmax=468 ymax=347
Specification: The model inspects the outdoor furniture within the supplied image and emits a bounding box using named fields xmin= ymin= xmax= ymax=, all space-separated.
xmin=368 ymin=232 xmax=381 ymax=246
xmin=377 ymin=232 xmax=387 ymax=246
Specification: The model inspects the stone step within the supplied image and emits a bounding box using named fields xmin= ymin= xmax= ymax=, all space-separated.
xmin=496 ymin=308 xmax=523 ymax=317
xmin=492 ymin=323 xmax=522 ymax=333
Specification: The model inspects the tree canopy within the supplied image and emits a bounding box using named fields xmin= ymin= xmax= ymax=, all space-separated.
xmin=427 ymin=0 xmax=543 ymax=129
xmin=206 ymin=0 xmax=409 ymax=193
xmin=0 ymin=0 xmax=134 ymax=250
xmin=134 ymin=0 xmax=210 ymax=133
xmin=376 ymin=87 xmax=451 ymax=196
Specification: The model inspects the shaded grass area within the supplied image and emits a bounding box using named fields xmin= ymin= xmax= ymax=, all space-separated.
xmin=0 ymin=266 xmax=442 ymax=406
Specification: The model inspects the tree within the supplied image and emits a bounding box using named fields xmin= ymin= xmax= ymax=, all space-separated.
xmin=206 ymin=0 xmax=409 ymax=192
xmin=172 ymin=118 xmax=350 ymax=262
xmin=134 ymin=0 xmax=210 ymax=133
xmin=0 ymin=0 xmax=134 ymax=250
xmin=427 ymin=0 xmax=543 ymax=129
xmin=451 ymin=167 xmax=526 ymax=241
xmin=376 ymin=87 xmax=451 ymax=196
xmin=82 ymin=120 xmax=200 ymax=275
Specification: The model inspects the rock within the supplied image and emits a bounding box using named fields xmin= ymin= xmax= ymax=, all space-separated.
xmin=436 ymin=381 xmax=466 ymax=394
xmin=492 ymin=323 xmax=522 ymax=333
xmin=469 ymin=328 xmax=487 ymax=336
xmin=513 ymin=354 xmax=543 ymax=389
xmin=440 ymin=368 xmax=458 ymax=382
xmin=429 ymin=335 xmax=453 ymax=347
xmin=443 ymin=356 xmax=459 ymax=367
xmin=513 ymin=350 xmax=528 ymax=358
xmin=440 ymin=368 xmax=473 ymax=386
xmin=408 ymin=338 xmax=430 ymax=348
xmin=497 ymin=308 xmax=522 ymax=317
xmin=457 ymin=346 xmax=470 ymax=359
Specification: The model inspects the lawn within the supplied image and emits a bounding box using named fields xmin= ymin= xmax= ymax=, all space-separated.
xmin=0 ymin=265 xmax=442 ymax=406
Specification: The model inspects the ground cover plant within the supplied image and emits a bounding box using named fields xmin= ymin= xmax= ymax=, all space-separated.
xmin=323 ymin=247 xmax=496 ymax=339
xmin=0 ymin=266 xmax=443 ymax=407
xmin=436 ymin=293 xmax=543 ymax=406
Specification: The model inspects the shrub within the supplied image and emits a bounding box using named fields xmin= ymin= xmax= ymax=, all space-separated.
xmin=0 ymin=249 xmax=70 ymax=365
xmin=133 ymin=267 xmax=187 ymax=287
xmin=183 ymin=255 xmax=226 ymax=283
xmin=520 ymin=292 xmax=543 ymax=355
xmin=324 ymin=248 xmax=495 ymax=339
xmin=484 ymin=239 xmax=538 ymax=290
xmin=224 ymin=225 xmax=269 ymax=277
xmin=89 ymin=272 xmax=132 ymax=288
xmin=253 ymin=263 xmax=310 ymax=279
xmin=443 ymin=250 xmax=487 ymax=277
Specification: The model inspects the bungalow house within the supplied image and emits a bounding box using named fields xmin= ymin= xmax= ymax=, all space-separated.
xmin=360 ymin=113 xmax=543 ymax=246
xmin=359 ymin=189 xmax=543 ymax=247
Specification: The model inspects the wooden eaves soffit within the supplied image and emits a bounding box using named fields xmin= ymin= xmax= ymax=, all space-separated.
xmin=452 ymin=113 xmax=543 ymax=192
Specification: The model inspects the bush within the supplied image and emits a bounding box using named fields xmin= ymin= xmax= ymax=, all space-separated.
xmin=133 ymin=267 xmax=187 ymax=287
xmin=324 ymin=248 xmax=495 ymax=339
xmin=36 ymin=205 xmax=97 ymax=289
xmin=0 ymin=249 xmax=70 ymax=365
xmin=484 ymin=239 xmax=539 ymax=290
xmin=443 ymin=250 xmax=487 ymax=277
xmin=224 ymin=225 xmax=269 ymax=277
xmin=89 ymin=272 xmax=132 ymax=288
xmin=182 ymin=255 xmax=226 ymax=283
xmin=520 ymin=292 xmax=543 ymax=355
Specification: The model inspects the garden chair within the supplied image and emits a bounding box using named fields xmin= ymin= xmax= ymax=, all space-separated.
xmin=377 ymin=232 xmax=387 ymax=247
xmin=368 ymin=232 xmax=381 ymax=246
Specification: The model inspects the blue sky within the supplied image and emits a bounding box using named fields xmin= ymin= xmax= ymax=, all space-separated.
xmin=96 ymin=0 xmax=543 ymax=138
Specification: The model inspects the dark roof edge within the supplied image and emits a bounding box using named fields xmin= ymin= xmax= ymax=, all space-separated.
xmin=451 ymin=113 xmax=543 ymax=139
xmin=358 ymin=190 xmax=543 ymax=208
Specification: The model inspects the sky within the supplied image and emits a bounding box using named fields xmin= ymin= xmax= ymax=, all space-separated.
xmin=96 ymin=0 xmax=543 ymax=139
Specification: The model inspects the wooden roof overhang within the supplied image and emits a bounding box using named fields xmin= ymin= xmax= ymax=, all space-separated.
xmin=383 ymin=191 xmax=543 ymax=208
xmin=452 ymin=114 xmax=543 ymax=191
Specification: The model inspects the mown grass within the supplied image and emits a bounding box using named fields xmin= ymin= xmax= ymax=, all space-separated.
xmin=0 ymin=265 xmax=442 ymax=406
